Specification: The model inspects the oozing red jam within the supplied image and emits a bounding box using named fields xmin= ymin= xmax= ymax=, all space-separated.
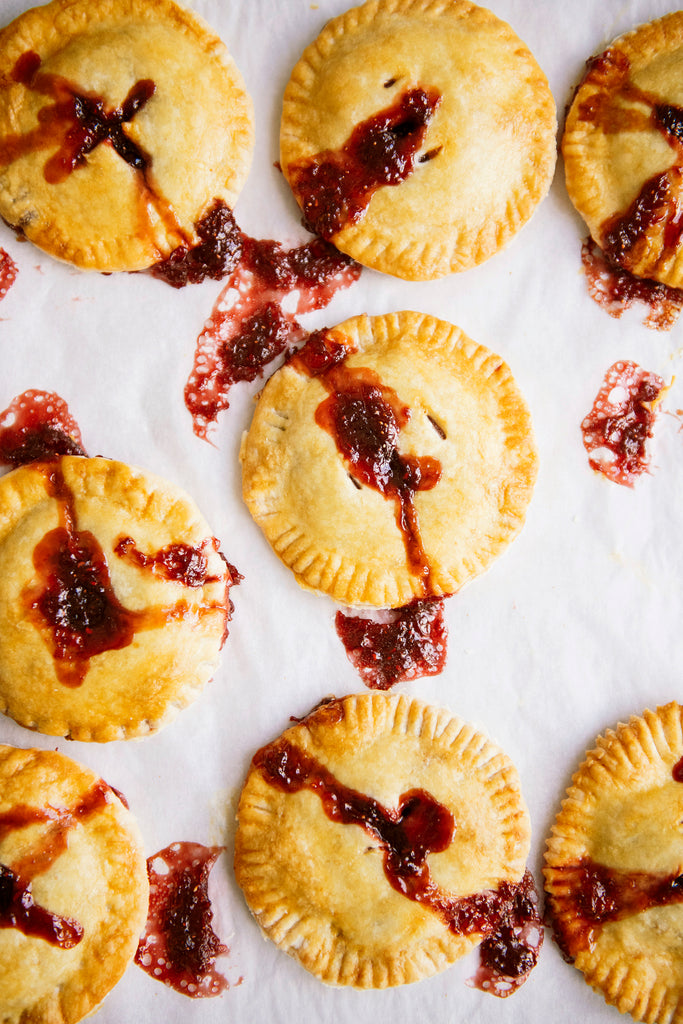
xmin=0 ymin=247 xmax=17 ymax=301
xmin=135 ymin=842 xmax=230 ymax=998
xmin=183 ymin=215 xmax=360 ymax=439
xmin=254 ymin=732 xmax=542 ymax=995
xmin=575 ymin=48 xmax=683 ymax=325
xmin=0 ymin=390 xmax=87 ymax=467
xmin=673 ymin=756 xmax=683 ymax=782
xmin=581 ymin=361 xmax=664 ymax=487
xmin=335 ymin=598 xmax=447 ymax=690
xmin=0 ymin=780 xmax=112 ymax=948
xmin=151 ymin=199 xmax=243 ymax=287
xmin=288 ymin=86 xmax=441 ymax=239
xmin=291 ymin=330 xmax=441 ymax=591
xmin=547 ymin=857 xmax=683 ymax=962
xmin=115 ymin=535 xmax=224 ymax=588
xmin=581 ymin=237 xmax=683 ymax=330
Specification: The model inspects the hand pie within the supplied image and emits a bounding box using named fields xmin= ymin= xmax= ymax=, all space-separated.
xmin=0 ymin=455 xmax=235 ymax=741
xmin=0 ymin=0 xmax=254 ymax=272
xmin=544 ymin=702 xmax=683 ymax=1023
xmin=0 ymin=743 xmax=148 ymax=1024
xmin=234 ymin=692 xmax=533 ymax=988
xmin=279 ymin=0 xmax=557 ymax=280
xmin=563 ymin=11 xmax=683 ymax=288
xmin=240 ymin=310 xmax=538 ymax=609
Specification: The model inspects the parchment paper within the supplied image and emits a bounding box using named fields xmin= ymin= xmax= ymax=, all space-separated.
xmin=1 ymin=1 xmax=682 ymax=1022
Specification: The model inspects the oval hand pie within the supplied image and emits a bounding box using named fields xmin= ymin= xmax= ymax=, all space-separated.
xmin=545 ymin=703 xmax=683 ymax=1023
xmin=234 ymin=692 xmax=532 ymax=988
xmin=0 ymin=455 xmax=235 ymax=741
xmin=240 ymin=310 xmax=538 ymax=609
xmin=280 ymin=0 xmax=557 ymax=280
xmin=0 ymin=744 xmax=148 ymax=1024
xmin=0 ymin=0 xmax=254 ymax=272
xmin=563 ymin=12 xmax=683 ymax=288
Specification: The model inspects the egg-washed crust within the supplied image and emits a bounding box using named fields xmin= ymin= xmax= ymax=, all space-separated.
xmin=0 ymin=744 xmax=148 ymax=1024
xmin=544 ymin=703 xmax=683 ymax=1024
xmin=280 ymin=0 xmax=557 ymax=280
xmin=563 ymin=11 xmax=683 ymax=287
xmin=234 ymin=692 xmax=530 ymax=988
xmin=0 ymin=0 xmax=254 ymax=271
xmin=240 ymin=310 xmax=538 ymax=609
xmin=0 ymin=455 xmax=232 ymax=741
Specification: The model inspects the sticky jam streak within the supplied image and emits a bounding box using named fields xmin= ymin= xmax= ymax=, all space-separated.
xmin=581 ymin=361 xmax=665 ymax=487
xmin=0 ymin=780 xmax=113 ymax=948
xmin=581 ymin=237 xmax=683 ymax=331
xmin=254 ymin=732 xmax=542 ymax=996
xmin=135 ymin=842 xmax=231 ymax=998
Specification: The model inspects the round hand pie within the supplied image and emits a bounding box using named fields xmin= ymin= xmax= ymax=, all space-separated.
xmin=240 ymin=310 xmax=538 ymax=609
xmin=0 ymin=743 xmax=148 ymax=1024
xmin=279 ymin=0 xmax=557 ymax=280
xmin=544 ymin=702 xmax=683 ymax=1023
xmin=0 ymin=0 xmax=254 ymax=272
xmin=0 ymin=455 xmax=236 ymax=741
xmin=563 ymin=11 xmax=683 ymax=287
xmin=234 ymin=692 xmax=534 ymax=988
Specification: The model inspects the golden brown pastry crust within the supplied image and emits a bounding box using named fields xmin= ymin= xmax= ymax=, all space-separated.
xmin=0 ymin=0 xmax=254 ymax=271
xmin=0 ymin=455 xmax=232 ymax=741
xmin=563 ymin=11 xmax=683 ymax=287
xmin=544 ymin=703 xmax=683 ymax=1023
xmin=234 ymin=692 xmax=530 ymax=987
xmin=280 ymin=0 xmax=557 ymax=280
xmin=0 ymin=743 xmax=148 ymax=1024
xmin=240 ymin=310 xmax=538 ymax=608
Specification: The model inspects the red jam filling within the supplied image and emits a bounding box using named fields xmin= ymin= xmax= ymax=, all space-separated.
xmin=183 ymin=214 xmax=360 ymax=439
xmin=288 ymin=86 xmax=442 ymax=239
xmin=335 ymin=598 xmax=447 ymax=690
xmin=575 ymin=49 xmax=683 ymax=326
xmin=254 ymin=730 xmax=542 ymax=995
xmin=0 ymin=247 xmax=17 ymax=301
xmin=0 ymin=780 xmax=112 ymax=948
xmin=548 ymin=857 xmax=683 ymax=962
xmin=291 ymin=329 xmax=441 ymax=591
xmin=135 ymin=842 xmax=230 ymax=998
xmin=673 ymin=756 xmax=683 ymax=782
xmin=114 ymin=535 xmax=225 ymax=588
xmin=0 ymin=390 xmax=87 ymax=467
xmin=581 ymin=361 xmax=664 ymax=487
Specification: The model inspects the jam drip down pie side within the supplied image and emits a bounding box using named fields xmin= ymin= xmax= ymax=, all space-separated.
xmin=0 ymin=0 xmax=254 ymax=272
xmin=240 ymin=310 xmax=538 ymax=610
xmin=544 ymin=703 xmax=683 ymax=1024
xmin=280 ymin=0 xmax=557 ymax=280
xmin=234 ymin=693 xmax=540 ymax=990
xmin=0 ymin=455 xmax=236 ymax=741
xmin=0 ymin=744 xmax=148 ymax=1024
xmin=563 ymin=11 xmax=683 ymax=289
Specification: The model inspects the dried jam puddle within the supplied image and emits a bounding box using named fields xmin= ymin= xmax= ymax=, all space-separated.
xmin=0 ymin=390 xmax=238 ymax=686
xmin=547 ymin=759 xmax=683 ymax=962
xmin=287 ymin=85 xmax=442 ymax=240
xmin=0 ymin=779 xmax=113 ymax=949
xmin=136 ymin=842 xmax=235 ymax=998
xmin=254 ymin=726 xmax=542 ymax=997
xmin=574 ymin=49 xmax=683 ymax=328
xmin=0 ymin=247 xmax=17 ymax=301
xmin=581 ymin=361 xmax=665 ymax=487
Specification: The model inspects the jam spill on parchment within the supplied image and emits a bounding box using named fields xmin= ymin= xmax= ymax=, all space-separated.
xmin=254 ymin=724 xmax=542 ymax=997
xmin=287 ymin=86 xmax=441 ymax=239
xmin=136 ymin=842 xmax=234 ymax=998
xmin=574 ymin=49 xmax=683 ymax=327
xmin=0 ymin=779 xmax=113 ymax=948
xmin=581 ymin=361 xmax=665 ymax=487
xmin=0 ymin=390 xmax=238 ymax=686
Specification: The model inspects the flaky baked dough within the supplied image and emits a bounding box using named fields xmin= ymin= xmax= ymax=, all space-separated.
xmin=544 ymin=703 xmax=683 ymax=1024
xmin=563 ymin=12 xmax=683 ymax=287
xmin=240 ymin=310 xmax=538 ymax=608
xmin=0 ymin=455 xmax=231 ymax=741
xmin=234 ymin=692 xmax=530 ymax=988
xmin=0 ymin=0 xmax=254 ymax=271
xmin=0 ymin=744 xmax=148 ymax=1024
xmin=280 ymin=0 xmax=556 ymax=280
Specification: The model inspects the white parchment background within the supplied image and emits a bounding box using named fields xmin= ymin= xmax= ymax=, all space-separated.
xmin=1 ymin=0 xmax=682 ymax=1022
